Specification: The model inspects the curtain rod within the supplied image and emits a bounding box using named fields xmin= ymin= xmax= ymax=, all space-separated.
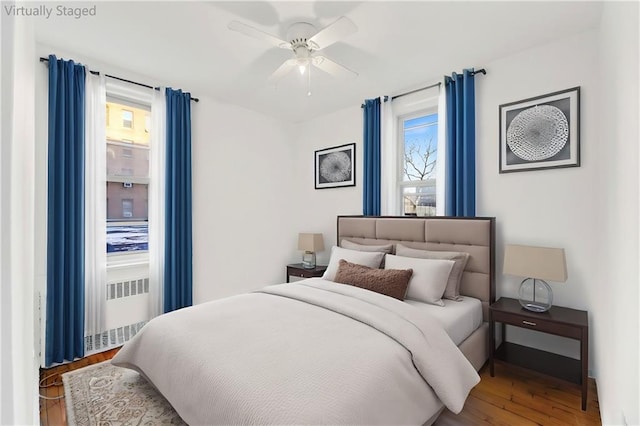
xmin=39 ymin=57 xmax=200 ymax=103
xmin=360 ymin=68 xmax=486 ymax=108
xmin=390 ymin=81 xmax=441 ymax=102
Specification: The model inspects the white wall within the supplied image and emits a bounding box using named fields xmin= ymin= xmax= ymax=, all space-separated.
xmin=191 ymin=98 xmax=298 ymax=302
xmin=290 ymin=23 xmax=639 ymax=425
xmin=593 ymin=2 xmax=639 ymax=425
xmin=0 ymin=9 xmax=39 ymax=425
xmin=478 ymin=30 xmax=600 ymax=360
xmin=290 ymin=106 xmax=364 ymax=266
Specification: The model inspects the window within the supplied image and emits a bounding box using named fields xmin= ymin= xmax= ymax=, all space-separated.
xmin=106 ymin=98 xmax=150 ymax=254
xmin=122 ymin=199 xmax=133 ymax=217
xmin=122 ymin=109 xmax=133 ymax=128
xmin=398 ymin=111 xmax=438 ymax=216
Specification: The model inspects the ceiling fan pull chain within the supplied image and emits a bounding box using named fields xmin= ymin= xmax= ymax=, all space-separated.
xmin=307 ymin=63 xmax=312 ymax=97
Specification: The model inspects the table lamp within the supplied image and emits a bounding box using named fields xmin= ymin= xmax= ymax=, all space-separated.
xmin=298 ymin=233 xmax=324 ymax=269
xmin=503 ymin=244 xmax=567 ymax=313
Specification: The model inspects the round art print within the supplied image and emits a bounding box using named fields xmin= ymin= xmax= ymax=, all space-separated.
xmin=506 ymin=105 xmax=569 ymax=161
xmin=320 ymin=152 xmax=352 ymax=182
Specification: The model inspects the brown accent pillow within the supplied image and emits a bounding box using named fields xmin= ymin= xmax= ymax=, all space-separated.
xmin=333 ymin=259 xmax=412 ymax=301
xmin=395 ymin=244 xmax=470 ymax=301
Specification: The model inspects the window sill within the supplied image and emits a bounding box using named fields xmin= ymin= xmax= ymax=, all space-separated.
xmin=107 ymin=251 xmax=149 ymax=270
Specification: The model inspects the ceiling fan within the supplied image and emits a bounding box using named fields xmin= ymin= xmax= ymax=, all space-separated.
xmin=228 ymin=16 xmax=358 ymax=94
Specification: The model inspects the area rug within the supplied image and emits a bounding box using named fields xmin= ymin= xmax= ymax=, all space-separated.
xmin=62 ymin=361 xmax=186 ymax=425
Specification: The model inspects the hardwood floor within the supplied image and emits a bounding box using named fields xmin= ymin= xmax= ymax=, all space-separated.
xmin=436 ymin=361 xmax=601 ymax=426
xmin=40 ymin=352 xmax=601 ymax=426
xmin=39 ymin=348 xmax=120 ymax=426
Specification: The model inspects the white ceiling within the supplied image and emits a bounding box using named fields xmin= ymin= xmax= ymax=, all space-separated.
xmin=34 ymin=1 xmax=603 ymax=123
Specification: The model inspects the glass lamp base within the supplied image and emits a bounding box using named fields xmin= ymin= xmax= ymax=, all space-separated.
xmin=302 ymin=251 xmax=316 ymax=269
xmin=518 ymin=278 xmax=553 ymax=313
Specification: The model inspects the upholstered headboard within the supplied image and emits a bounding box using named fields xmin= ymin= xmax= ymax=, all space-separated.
xmin=337 ymin=216 xmax=495 ymax=321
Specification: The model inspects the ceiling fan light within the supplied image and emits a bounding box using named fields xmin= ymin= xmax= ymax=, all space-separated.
xmin=298 ymin=64 xmax=306 ymax=75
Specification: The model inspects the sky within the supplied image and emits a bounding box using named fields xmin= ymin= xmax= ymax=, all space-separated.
xmin=403 ymin=113 xmax=438 ymax=182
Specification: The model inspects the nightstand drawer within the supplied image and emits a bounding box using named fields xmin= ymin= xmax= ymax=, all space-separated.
xmin=293 ymin=270 xmax=316 ymax=278
xmin=286 ymin=264 xmax=327 ymax=283
xmin=492 ymin=310 xmax=582 ymax=339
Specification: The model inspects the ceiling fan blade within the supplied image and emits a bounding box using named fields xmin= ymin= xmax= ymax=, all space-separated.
xmin=228 ymin=20 xmax=291 ymax=49
xmin=312 ymin=56 xmax=358 ymax=79
xmin=268 ymin=59 xmax=298 ymax=83
xmin=308 ymin=16 xmax=357 ymax=50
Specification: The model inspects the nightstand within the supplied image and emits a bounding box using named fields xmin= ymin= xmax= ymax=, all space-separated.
xmin=489 ymin=297 xmax=589 ymax=410
xmin=286 ymin=263 xmax=327 ymax=283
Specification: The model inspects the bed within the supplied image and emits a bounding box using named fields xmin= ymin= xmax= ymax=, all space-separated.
xmin=112 ymin=215 xmax=495 ymax=425
xmin=336 ymin=215 xmax=496 ymax=372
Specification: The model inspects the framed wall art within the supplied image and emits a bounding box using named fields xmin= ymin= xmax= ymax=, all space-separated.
xmin=314 ymin=143 xmax=356 ymax=189
xmin=499 ymin=87 xmax=580 ymax=173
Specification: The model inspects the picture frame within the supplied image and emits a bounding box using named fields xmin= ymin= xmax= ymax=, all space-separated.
xmin=314 ymin=143 xmax=356 ymax=189
xmin=499 ymin=87 xmax=580 ymax=173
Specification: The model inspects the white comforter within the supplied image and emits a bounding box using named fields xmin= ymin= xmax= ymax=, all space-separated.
xmin=112 ymin=279 xmax=479 ymax=425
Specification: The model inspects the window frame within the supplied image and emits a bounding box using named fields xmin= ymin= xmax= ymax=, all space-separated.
xmin=105 ymin=93 xmax=152 ymax=263
xmin=385 ymin=86 xmax=445 ymax=217
xmin=396 ymin=110 xmax=440 ymax=216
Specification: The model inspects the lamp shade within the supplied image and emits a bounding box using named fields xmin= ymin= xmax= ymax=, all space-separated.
xmin=298 ymin=233 xmax=324 ymax=252
xmin=503 ymin=244 xmax=567 ymax=282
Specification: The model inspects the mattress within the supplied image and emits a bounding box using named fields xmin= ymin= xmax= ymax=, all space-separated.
xmin=405 ymin=296 xmax=483 ymax=346
xmin=112 ymin=279 xmax=480 ymax=424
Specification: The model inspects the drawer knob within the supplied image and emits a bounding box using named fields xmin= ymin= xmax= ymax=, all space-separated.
xmin=522 ymin=320 xmax=537 ymax=326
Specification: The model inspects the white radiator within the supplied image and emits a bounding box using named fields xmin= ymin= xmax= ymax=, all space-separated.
xmin=84 ymin=277 xmax=151 ymax=355
xmin=107 ymin=278 xmax=149 ymax=300
xmin=84 ymin=321 xmax=146 ymax=354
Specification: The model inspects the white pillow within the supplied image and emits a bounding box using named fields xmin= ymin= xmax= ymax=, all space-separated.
xmin=395 ymin=244 xmax=470 ymax=301
xmin=322 ymin=246 xmax=385 ymax=281
xmin=384 ymin=254 xmax=454 ymax=306
xmin=340 ymin=239 xmax=394 ymax=254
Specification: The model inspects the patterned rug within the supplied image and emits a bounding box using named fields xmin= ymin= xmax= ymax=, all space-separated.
xmin=62 ymin=361 xmax=186 ymax=425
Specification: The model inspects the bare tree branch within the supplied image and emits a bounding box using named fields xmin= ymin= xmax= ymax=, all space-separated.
xmin=404 ymin=136 xmax=436 ymax=181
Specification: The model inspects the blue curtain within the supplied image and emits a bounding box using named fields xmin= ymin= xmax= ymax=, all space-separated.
xmin=46 ymin=55 xmax=86 ymax=366
xmin=445 ymin=69 xmax=476 ymax=217
xmin=363 ymin=98 xmax=381 ymax=216
xmin=164 ymin=88 xmax=193 ymax=313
